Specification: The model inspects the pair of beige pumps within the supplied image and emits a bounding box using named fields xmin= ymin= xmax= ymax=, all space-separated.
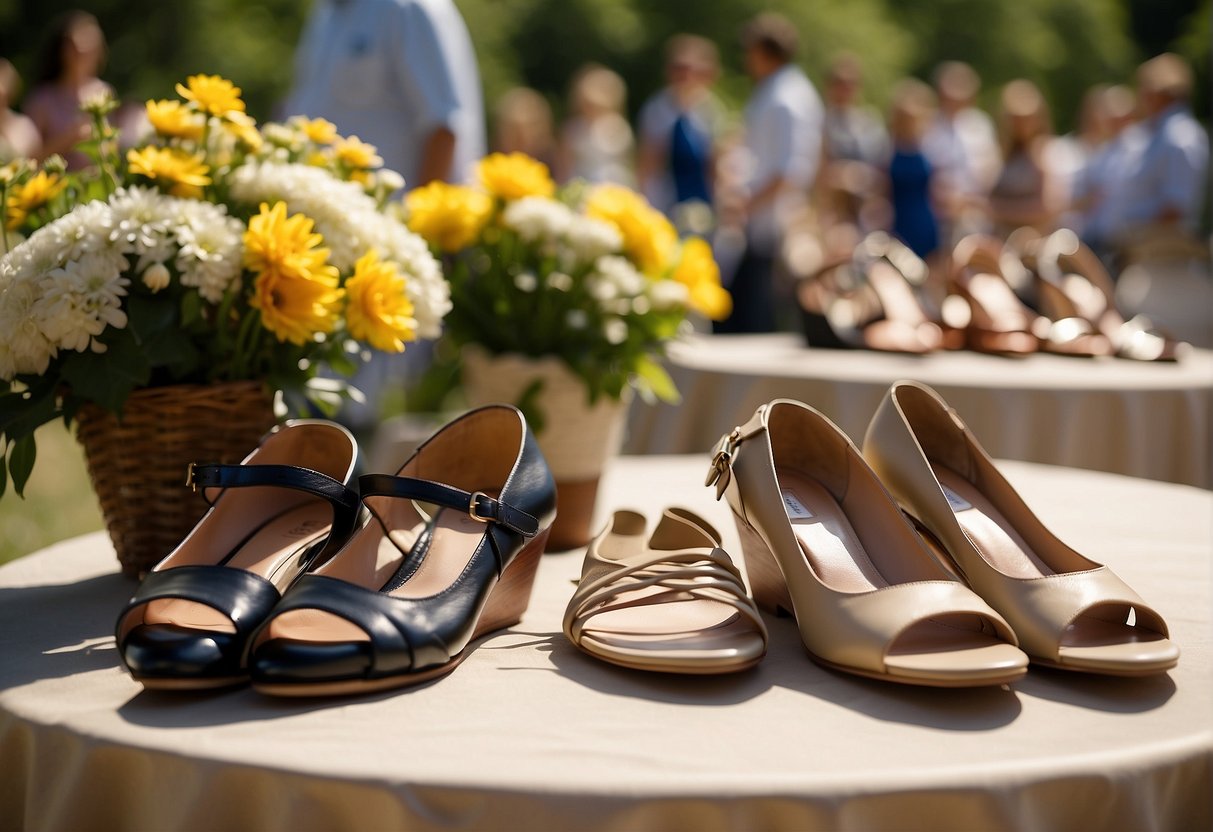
xmin=565 ymin=381 xmax=1178 ymax=686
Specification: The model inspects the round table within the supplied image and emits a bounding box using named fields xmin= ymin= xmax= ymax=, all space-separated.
xmin=626 ymin=334 xmax=1213 ymax=488
xmin=2 ymin=457 xmax=1210 ymax=832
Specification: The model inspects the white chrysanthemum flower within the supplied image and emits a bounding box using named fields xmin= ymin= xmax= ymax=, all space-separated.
xmin=36 ymin=250 xmax=130 ymax=353
xmin=52 ymin=200 xmax=117 ymax=262
xmin=0 ymin=278 xmax=57 ymax=379
xmin=648 ymin=279 xmax=690 ymax=310
xmin=603 ymin=317 xmax=628 ymax=345
xmin=566 ymin=309 xmax=588 ymax=330
xmin=171 ymin=199 xmax=244 ymax=303
xmin=262 ymin=122 xmax=304 ymax=153
xmin=546 ymin=271 xmax=574 ymax=292
xmin=565 ymin=215 xmax=622 ymax=263
xmin=587 ymin=277 xmax=617 ymax=302
xmin=108 ymin=186 xmax=170 ymax=255
xmin=142 ymin=262 xmax=171 ymax=292
xmin=632 ymin=295 xmax=651 ymax=315
xmin=514 ymin=271 xmax=538 ymax=292
xmin=592 ymin=255 xmax=646 ymax=298
xmin=230 ymin=160 xmax=449 ymax=338
xmin=375 ymin=169 xmax=405 ymax=193
xmin=502 ymin=196 xmax=573 ymax=243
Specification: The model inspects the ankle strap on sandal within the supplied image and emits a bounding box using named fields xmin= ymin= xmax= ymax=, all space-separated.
xmin=358 ymin=474 xmax=540 ymax=537
xmin=705 ymin=405 xmax=768 ymax=500
xmin=187 ymin=462 xmax=360 ymax=520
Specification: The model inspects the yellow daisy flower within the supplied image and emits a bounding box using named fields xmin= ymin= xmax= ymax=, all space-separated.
xmin=4 ymin=170 xmax=67 ymax=230
xmin=145 ymin=99 xmax=204 ymax=141
xmin=584 ymin=184 xmax=677 ymax=275
xmin=476 ymin=152 xmax=555 ymax=201
xmin=251 ymin=266 xmax=345 ymax=345
xmin=345 ymin=250 xmax=416 ymax=352
xmin=176 ymin=74 xmax=245 ymax=117
xmin=127 ymin=146 xmax=212 ymax=198
xmin=404 ymin=182 xmax=493 ymax=253
xmin=243 ymin=201 xmax=336 ymax=282
xmin=223 ymin=111 xmax=263 ymax=151
xmin=298 ymin=117 xmax=338 ymax=145
xmin=671 ymin=237 xmax=731 ymax=320
xmin=243 ymin=202 xmax=343 ymax=345
xmin=333 ymin=135 xmax=383 ymax=170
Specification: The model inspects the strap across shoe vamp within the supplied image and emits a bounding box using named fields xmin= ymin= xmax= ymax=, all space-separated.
xmin=358 ymin=474 xmax=540 ymax=537
xmin=115 ymin=565 xmax=282 ymax=644
xmin=564 ymin=548 xmax=763 ymax=642
xmin=264 ymin=574 xmax=460 ymax=676
xmin=189 ymin=463 xmax=359 ymax=520
xmin=976 ymin=566 xmax=1170 ymax=662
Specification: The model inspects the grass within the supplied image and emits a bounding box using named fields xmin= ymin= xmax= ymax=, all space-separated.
xmin=0 ymin=421 xmax=104 ymax=565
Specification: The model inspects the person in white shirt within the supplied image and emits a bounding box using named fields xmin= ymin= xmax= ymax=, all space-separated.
xmin=1110 ymin=53 xmax=1209 ymax=241
xmin=284 ymin=0 xmax=485 ymax=187
xmin=923 ymin=61 xmax=1000 ymax=243
xmin=285 ymin=0 xmax=485 ymax=430
xmin=636 ymin=34 xmax=726 ymax=224
xmin=717 ymin=12 xmax=822 ymax=334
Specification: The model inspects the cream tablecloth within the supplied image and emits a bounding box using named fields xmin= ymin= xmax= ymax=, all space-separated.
xmin=1 ymin=458 xmax=1210 ymax=831
xmin=626 ymin=334 xmax=1213 ymax=489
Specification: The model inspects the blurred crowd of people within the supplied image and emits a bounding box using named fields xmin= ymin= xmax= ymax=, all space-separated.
xmin=3 ymin=5 xmax=1207 ymax=339
xmin=485 ymin=14 xmax=1209 ymax=333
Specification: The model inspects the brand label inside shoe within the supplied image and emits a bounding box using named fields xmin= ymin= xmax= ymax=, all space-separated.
xmin=941 ymin=485 xmax=973 ymax=512
xmin=780 ymin=489 xmax=815 ymax=520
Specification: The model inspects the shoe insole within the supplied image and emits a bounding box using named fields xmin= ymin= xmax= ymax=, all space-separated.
xmin=263 ymin=493 xmax=499 ymax=646
xmin=967 ymin=272 xmax=1032 ymax=332
xmin=776 ymin=470 xmax=1005 ymax=662
xmin=931 ymin=466 xmax=1157 ymax=651
xmin=773 ymin=471 xmax=885 ymax=593
xmin=144 ymin=503 xmax=333 ymax=633
xmin=578 ymin=566 xmax=745 ymax=642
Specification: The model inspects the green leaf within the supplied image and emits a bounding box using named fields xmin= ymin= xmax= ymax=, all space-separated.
xmin=634 ymin=356 xmax=680 ymax=405
xmin=0 ymin=382 xmax=59 ymax=441
xmin=128 ymin=294 xmax=177 ymax=341
xmin=514 ymin=378 xmax=547 ymax=435
xmin=181 ymin=291 xmax=203 ymax=327
xmin=9 ymin=434 xmax=36 ymax=497
xmin=60 ymin=329 xmax=152 ymax=414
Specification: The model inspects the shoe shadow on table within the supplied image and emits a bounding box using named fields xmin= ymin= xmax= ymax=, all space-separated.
xmin=0 ymin=572 xmax=133 ymax=690
xmin=1013 ymin=665 xmax=1176 ymax=713
xmin=542 ymin=616 xmax=1023 ymax=730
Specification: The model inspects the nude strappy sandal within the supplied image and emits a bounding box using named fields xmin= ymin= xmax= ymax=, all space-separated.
xmin=563 ymin=508 xmax=767 ymax=674
xmin=864 ymin=381 xmax=1180 ymax=676
xmin=706 ymin=400 xmax=1028 ymax=687
xmin=114 ymin=420 xmax=361 ymax=690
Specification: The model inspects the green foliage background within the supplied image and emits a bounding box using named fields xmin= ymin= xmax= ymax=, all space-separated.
xmin=0 ymin=0 xmax=1207 ymax=137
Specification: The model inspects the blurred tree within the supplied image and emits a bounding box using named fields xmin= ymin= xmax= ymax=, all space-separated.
xmin=0 ymin=0 xmax=307 ymax=119
xmin=0 ymin=0 xmax=1204 ymax=151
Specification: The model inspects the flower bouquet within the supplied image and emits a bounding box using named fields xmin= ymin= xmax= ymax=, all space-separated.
xmin=404 ymin=152 xmax=730 ymax=546
xmin=0 ymin=75 xmax=448 ymax=572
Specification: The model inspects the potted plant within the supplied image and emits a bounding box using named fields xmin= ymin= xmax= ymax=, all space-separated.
xmin=404 ymin=152 xmax=730 ymax=548
xmin=0 ymin=75 xmax=449 ymax=574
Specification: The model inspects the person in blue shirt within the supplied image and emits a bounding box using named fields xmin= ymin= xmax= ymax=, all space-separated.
xmin=1111 ymin=53 xmax=1209 ymax=241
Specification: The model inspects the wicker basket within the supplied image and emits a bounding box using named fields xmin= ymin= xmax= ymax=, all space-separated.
xmin=76 ymin=381 xmax=277 ymax=577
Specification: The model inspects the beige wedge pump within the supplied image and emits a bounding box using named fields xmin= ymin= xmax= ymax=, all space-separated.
xmin=863 ymin=381 xmax=1179 ymax=676
xmin=706 ymin=399 xmax=1028 ymax=687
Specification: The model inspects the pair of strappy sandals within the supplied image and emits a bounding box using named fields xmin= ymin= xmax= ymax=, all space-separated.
xmin=566 ymin=382 xmax=1178 ymax=685
xmin=115 ymin=405 xmax=556 ymax=696
xmin=798 ymin=230 xmax=1186 ymax=360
